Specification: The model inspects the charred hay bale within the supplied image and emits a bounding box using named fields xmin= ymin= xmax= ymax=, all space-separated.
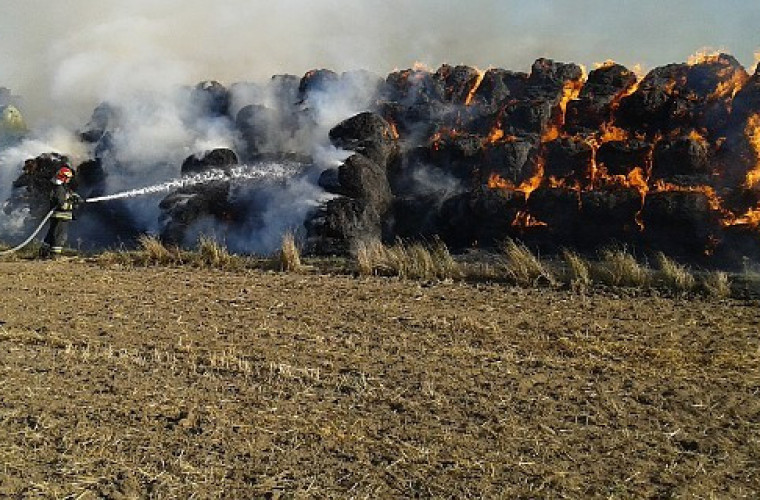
xmin=470 ymin=69 xmax=528 ymax=112
xmin=616 ymin=64 xmax=689 ymax=134
xmin=437 ymin=188 xmax=524 ymax=248
xmin=298 ymin=69 xmax=340 ymax=101
xmin=684 ymin=53 xmax=747 ymax=100
xmin=159 ymin=180 xmax=234 ymax=246
xmin=480 ymin=138 xmax=537 ymax=184
xmin=641 ymin=190 xmax=722 ymax=256
xmin=159 ymin=149 xmax=239 ymax=244
xmin=192 ymin=81 xmax=231 ymax=117
xmin=6 ymin=153 xmax=73 ymax=216
xmin=543 ymin=136 xmax=594 ymax=183
xmin=384 ymin=68 xmax=446 ymax=105
xmin=500 ymin=99 xmax=556 ymax=136
xmin=180 ymin=148 xmax=239 ymax=176
xmin=328 ymin=112 xmax=399 ymax=167
xmin=423 ymin=132 xmax=484 ymax=180
xmin=14 ymin=153 xmax=70 ymax=191
xmin=236 ymin=104 xmax=278 ymax=158
xmin=525 ymin=187 xmax=580 ymax=240
xmin=390 ymin=195 xmax=447 ymax=240
xmin=304 ymin=197 xmax=386 ymax=255
xmin=524 ymin=58 xmax=584 ymax=102
xmin=318 ymin=154 xmax=392 ymax=211
xmin=80 ymin=103 xmax=118 ymax=143
xmin=597 ymin=139 xmax=652 ymax=175
xmin=565 ymin=63 xmax=637 ymax=133
xmin=652 ymin=135 xmax=711 ymax=179
xmin=271 ymin=74 xmax=300 ymax=99
xmin=377 ymin=100 xmax=448 ymax=138
xmin=576 ymin=188 xmax=644 ymax=247
xmin=434 ymin=64 xmax=482 ymax=105
xmin=730 ymin=63 xmax=760 ymax=125
xmin=714 ymin=224 xmax=760 ymax=265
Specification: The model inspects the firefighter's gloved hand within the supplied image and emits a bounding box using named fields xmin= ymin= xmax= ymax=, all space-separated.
xmin=71 ymin=193 xmax=84 ymax=207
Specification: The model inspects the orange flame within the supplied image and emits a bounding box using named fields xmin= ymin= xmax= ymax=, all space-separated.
xmin=687 ymin=129 xmax=708 ymax=144
xmin=593 ymin=59 xmax=617 ymax=70
xmin=465 ymin=69 xmax=486 ymax=106
xmin=541 ymin=78 xmax=584 ymax=142
xmin=726 ymin=205 xmax=760 ymax=228
xmin=744 ymin=114 xmax=760 ymax=189
xmin=487 ymin=158 xmax=544 ymax=201
xmin=388 ymin=121 xmax=400 ymax=140
xmin=511 ymin=210 xmax=548 ymax=228
xmin=599 ymin=123 xmax=630 ymax=143
xmin=653 ymin=180 xmax=724 ymax=212
xmin=687 ymin=48 xmax=724 ymax=66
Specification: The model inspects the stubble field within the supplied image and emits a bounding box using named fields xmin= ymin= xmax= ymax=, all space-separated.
xmin=0 ymin=260 xmax=758 ymax=498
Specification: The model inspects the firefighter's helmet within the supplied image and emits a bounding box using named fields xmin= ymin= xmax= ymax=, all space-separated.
xmin=54 ymin=166 xmax=74 ymax=184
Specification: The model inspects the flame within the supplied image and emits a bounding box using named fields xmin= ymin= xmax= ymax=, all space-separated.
xmin=465 ymin=69 xmax=486 ymax=106
xmin=744 ymin=113 xmax=760 ymax=189
xmin=687 ymin=48 xmax=724 ymax=66
xmin=687 ymin=129 xmax=708 ymax=144
xmin=511 ymin=210 xmax=548 ymax=228
xmin=727 ymin=205 xmax=760 ymax=228
xmin=594 ymin=59 xmax=617 ymax=70
xmin=388 ymin=121 xmax=400 ymax=140
xmin=710 ymin=66 xmax=749 ymax=100
xmin=599 ymin=123 xmax=630 ymax=143
xmin=631 ymin=64 xmax=647 ymax=80
xmin=487 ymin=128 xmax=504 ymax=143
xmin=430 ymin=127 xmax=460 ymax=150
xmin=482 ymin=126 xmax=517 ymax=145
xmin=541 ymin=78 xmax=584 ymax=142
xmin=487 ymin=157 xmax=544 ymax=201
xmin=412 ymin=61 xmax=430 ymax=72
xmin=653 ymin=180 xmax=724 ymax=212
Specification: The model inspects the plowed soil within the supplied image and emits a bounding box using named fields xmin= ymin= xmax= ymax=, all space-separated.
xmin=0 ymin=260 xmax=759 ymax=498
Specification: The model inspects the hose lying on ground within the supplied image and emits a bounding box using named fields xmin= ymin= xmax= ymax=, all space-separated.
xmin=0 ymin=209 xmax=55 ymax=256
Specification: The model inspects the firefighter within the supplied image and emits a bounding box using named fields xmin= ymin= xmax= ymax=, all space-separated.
xmin=40 ymin=165 xmax=83 ymax=258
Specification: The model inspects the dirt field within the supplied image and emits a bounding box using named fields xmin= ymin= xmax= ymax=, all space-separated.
xmin=0 ymin=260 xmax=758 ymax=498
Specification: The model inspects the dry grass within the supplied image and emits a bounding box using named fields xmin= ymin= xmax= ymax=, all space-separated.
xmin=356 ymin=239 xmax=383 ymax=276
xmin=594 ymin=247 xmax=650 ymax=287
xmin=276 ymin=231 xmax=302 ymax=272
xmin=562 ymin=249 xmax=591 ymax=289
xmin=655 ymin=252 xmax=696 ymax=293
xmin=138 ymin=235 xmax=176 ymax=265
xmin=700 ymin=271 xmax=732 ymax=298
xmin=500 ymin=239 xmax=555 ymax=286
xmin=354 ymin=238 xmax=461 ymax=280
xmin=197 ymin=236 xmax=235 ymax=269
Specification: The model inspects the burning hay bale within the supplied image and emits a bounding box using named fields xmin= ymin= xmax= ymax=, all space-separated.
xmin=6 ymin=153 xmax=74 ymax=216
xmin=5 ymin=53 xmax=760 ymax=263
xmin=565 ymin=62 xmax=638 ymax=134
xmin=306 ymin=112 xmax=399 ymax=254
xmin=159 ymin=148 xmax=239 ymax=245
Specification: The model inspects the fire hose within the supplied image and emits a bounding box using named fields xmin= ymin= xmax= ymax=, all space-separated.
xmin=0 ymin=209 xmax=55 ymax=256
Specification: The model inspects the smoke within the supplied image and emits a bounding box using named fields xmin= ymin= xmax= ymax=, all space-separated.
xmin=1 ymin=1 xmax=759 ymax=253
xmin=0 ymin=128 xmax=88 ymax=237
xmin=2 ymin=1 xmax=759 ymax=126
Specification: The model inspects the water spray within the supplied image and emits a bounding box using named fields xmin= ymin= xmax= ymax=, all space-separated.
xmin=84 ymin=161 xmax=301 ymax=203
xmin=1 ymin=162 xmax=303 ymax=255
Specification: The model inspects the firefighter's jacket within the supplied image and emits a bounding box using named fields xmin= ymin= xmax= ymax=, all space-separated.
xmin=50 ymin=184 xmax=78 ymax=220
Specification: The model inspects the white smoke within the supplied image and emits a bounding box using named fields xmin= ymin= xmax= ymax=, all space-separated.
xmin=2 ymin=1 xmax=758 ymax=127
xmin=0 ymin=128 xmax=88 ymax=237
xmin=2 ymin=1 xmax=758 ymax=253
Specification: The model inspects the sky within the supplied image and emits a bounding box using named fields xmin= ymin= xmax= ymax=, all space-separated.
xmin=1 ymin=0 xmax=759 ymax=126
